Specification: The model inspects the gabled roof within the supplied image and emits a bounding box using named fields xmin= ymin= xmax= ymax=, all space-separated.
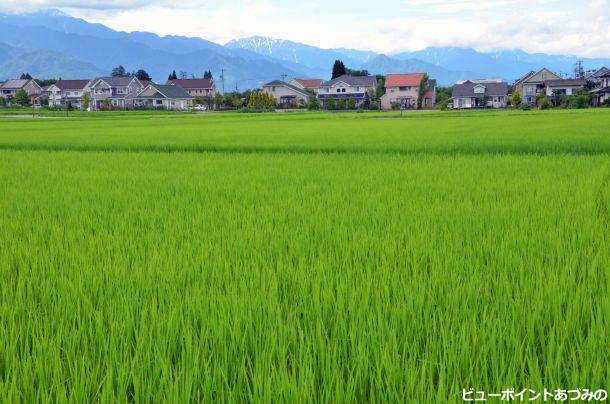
xmin=321 ymin=75 xmax=377 ymax=88
xmin=262 ymin=80 xmax=310 ymax=97
xmin=167 ymin=78 xmax=214 ymax=90
xmin=514 ymin=71 xmax=535 ymax=86
xmin=385 ymin=73 xmax=426 ymax=88
xmin=55 ymin=80 xmax=91 ymax=90
xmin=544 ymin=78 xmax=587 ymax=87
xmin=522 ymin=68 xmax=560 ymax=84
xmin=91 ymin=76 xmax=139 ymax=87
xmin=587 ymin=67 xmax=610 ymax=79
xmin=292 ymin=78 xmax=323 ymax=89
xmin=136 ymin=83 xmax=192 ymax=99
xmin=452 ymin=81 xmax=509 ymax=98
xmin=0 ymin=79 xmax=31 ymax=90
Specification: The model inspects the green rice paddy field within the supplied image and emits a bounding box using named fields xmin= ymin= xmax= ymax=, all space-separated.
xmin=0 ymin=109 xmax=608 ymax=402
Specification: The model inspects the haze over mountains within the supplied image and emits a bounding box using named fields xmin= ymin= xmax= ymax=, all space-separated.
xmin=1 ymin=10 xmax=609 ymax=88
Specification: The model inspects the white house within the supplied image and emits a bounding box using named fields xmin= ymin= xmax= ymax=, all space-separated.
xmin=46 ymin=80 xmax=91 ymax=108
xmin=451 ymin=81 xmax=509 ymax=109
xmin=134 ymin=83 xmax=193 ymax=110
xmin=316 ymin=75 xmax=377 ymax=108
xmin=543 ymin=79 xmax=587 ymax=97
xmin=262 ymin=80 xmax=311 ymax=108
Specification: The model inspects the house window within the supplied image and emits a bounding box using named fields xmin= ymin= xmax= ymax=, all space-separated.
xmin=336 ymin=88 xmax=341 ymax=93
xmin=342 ymin=88 xmax=346 ymax=93
xmin=156 ymin=100 xmax=163 ymax=105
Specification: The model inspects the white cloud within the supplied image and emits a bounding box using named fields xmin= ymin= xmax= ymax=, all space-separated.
xmin=0 ymin=0 xmax=608 ymax=57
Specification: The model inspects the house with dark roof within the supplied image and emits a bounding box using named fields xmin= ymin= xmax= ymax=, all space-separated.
xmin=289 ymin=78 xmax=323 ymax=93
xmin=513 ymin=68 xmax=561 ymax=105
xmin=317 ymin=75 xmax=377 ymax=108
xmin=262 ymin=80 xmax=311 ymax=108
xmin=591 ymin=70 xmax=610 ymax=106
xmin=46 ymin=80 xmax=92 ymax=108
xmin=88 ymin=76 xmax=145 ymax=110
xmin=134 ymin=83 xmax=193 ymax=110
xmin=380 ymin=73 xmax=436 ymax=110
xmin=167 ymin=78 xmax=216 ymax=99
xmin=543 ymin=78 xmax=587 ymax=97
xmin=451 ymin=80 xmax=509 ymax=109
xmin=0 ymin=79 xmax=43 ymax=104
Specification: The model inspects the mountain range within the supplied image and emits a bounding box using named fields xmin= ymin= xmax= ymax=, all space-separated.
xmin=1 ymin=10 xmax=609 ymax=89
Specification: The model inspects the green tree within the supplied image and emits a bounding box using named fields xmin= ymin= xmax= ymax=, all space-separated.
xmin=537 ymin=96 xmax=552 ymax=110
xmin=0 ymin=97 xmax=6 ymax=107
xmin=417 ymin=74 xmax=429 ymax=109
xmin=103 ymin=97 xmax=111 ymax=110
xmin=571 ymin=89 xmax=591 ymax=109
xmin=376 ymin=77 xmax=384 ymax=100
xmin=348 ymin=97 xmax=356 ymax=110
xmin=332 ymin=60 xmax=346 ymax=80
xmin=345 ymin=68 xmax=369 ymax=77
xmin=511 ymin=92 xmax=522 ymax=108
xmin=247 ymin=91 xmax=275 ymax=109
xmin=204 ymin=70 xmax=213 ymax=79
xmin=308 ymin=98 xmax=320 ymax=110
xmin=434 ymin=87 xmax=452 ymax=109
xmin=82 ymin=92 xmax=91 ymax=109
xmin=214 ymin=93 xmax=223 ymax=109
xmin=336 ymin=98 xmax=346 ymax=110
xmin=327 ymin=98 xmax=335 ymax=110
xmin=14 ymin=89 xmax=28 ymax=106
xmin=111 ymin=65 xmax=130 ymax=77
xmin=20 ymin=73 xmax=32 ymax=80
xmin=134 ymin=69 xmax=151 ymax=81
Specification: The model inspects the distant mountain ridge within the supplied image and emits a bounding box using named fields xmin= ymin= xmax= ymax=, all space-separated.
xmin=1 ymin=10 xmax=609 ymax=88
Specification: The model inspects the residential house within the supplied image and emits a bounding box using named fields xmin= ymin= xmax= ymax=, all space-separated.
xmin=167 ymin=78 xmax=216 ymax=99
xmin=262 ymin=80 xmax=311 ymax=108
xmin=513 ymin=68 xmax=561 ymax=105
xmin=134 ymin=83 xmax=193 ymax=110
xmin=380 ymin=73 xmax=436 ymax=110
xmin=317 ymin=75 xmax=377 ymax=108
xmin=585 ymin=66 xmax=609 ymax=84
xmin=543 ymin=78 xmax=587 ymax=97
xmin=0 ymin=79 xmax=43 ymax=104
xmin=450 ymin=80 xmax=509 ymax=109
xmin=591 ymin=70 xmax=610 ymax=106
xmin=289 ymin=78 xmax=323 ymax=94
xmin=46 ymin=80 xmax=92 ymax=108
xmin=88 ymin=76 xmax=145 ymax=110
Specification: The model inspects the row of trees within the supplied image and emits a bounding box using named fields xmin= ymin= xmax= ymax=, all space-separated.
xmin=510 ymin=89 xmax=593 ymax=110
xmin=167 ymin=70 xmax=213 ymax=81
xmin=110 ymin=65 xmax=152 ymax=81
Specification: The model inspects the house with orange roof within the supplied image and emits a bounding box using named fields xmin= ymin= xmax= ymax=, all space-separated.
xmin=380 ymin=73 xmax=436 ymax=110
xmin=290 ymin=78 xmax=323 ymax=93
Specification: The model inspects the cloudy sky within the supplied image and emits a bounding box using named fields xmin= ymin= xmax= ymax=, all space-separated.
xmin=1 ymin=0 xmax=609 ymax=56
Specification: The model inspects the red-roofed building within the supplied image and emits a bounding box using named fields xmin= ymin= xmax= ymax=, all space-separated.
xmin=290 ymin=78 xmax=323 ymax=93
xmin=167 ymin=78 xmax=216 ymax=99
xmin=381 ymin=73 xmax=436 ymax=110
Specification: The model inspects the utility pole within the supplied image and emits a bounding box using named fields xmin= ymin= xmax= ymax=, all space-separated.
xmin=220 ymin=69 xmax=225 ymax=94
xmin=281 ymin=73 xmax=288 ymax=82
